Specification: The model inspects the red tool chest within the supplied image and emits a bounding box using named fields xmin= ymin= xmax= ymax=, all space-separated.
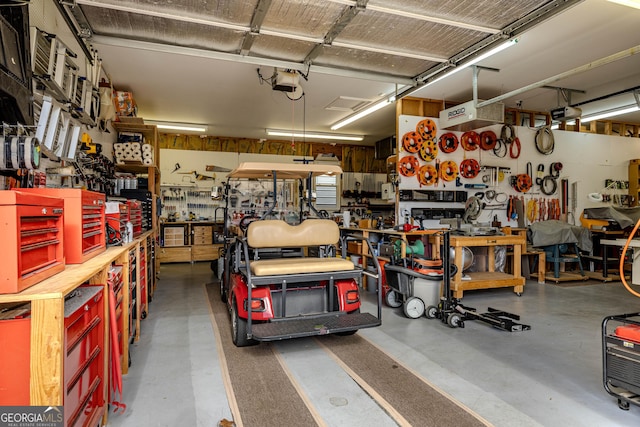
xmin=64 ymin=286 xmax=105 ymax=427
xmin=106 ymin=201 xmax=129 ymax=244
xmin=0 ymin=190 xmax=65 ymax=294
xmin=0 ymin=285 xmax=105 ymax=427
xmin=127 ymin=199 xmax=142 ymax=238
xmin=108 ymin=265 xmax=125 ymax=356
xmin=22 ymin=189 xmax=106 ymax=264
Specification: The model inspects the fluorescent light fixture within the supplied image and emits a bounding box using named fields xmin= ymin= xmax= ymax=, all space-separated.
xmin=330 ymin=96 xmax=396 ymax=131
xmin=580 ymin=105 xmax=640 ymax=123
xmin=607 ymin=0 xmax=640 ymax=10
xmin=146 ymin=121 xmax=208 ymax=132
xmin=155 ymin=123 xmax=207 ymax=132
xmin=429 ymin=38 xmax=519 ymax=86
xmin=266 ymin=129 xmax=363 ymax=141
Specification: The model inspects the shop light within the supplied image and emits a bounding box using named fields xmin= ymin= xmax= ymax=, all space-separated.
xmin=330 ymin=96 xmax=396 ymax=131
xmin=154 ymin=123 xmax=208 ymax=132
xmin=428 ymin=38 xmax=519 ymax=86
xmin=580 ymin=105 xmax=640 ymax=123
xmin=266 ymin=129 xmax=364 ymax=141
xmin=607 ymin=0 xmax=640 ymax=10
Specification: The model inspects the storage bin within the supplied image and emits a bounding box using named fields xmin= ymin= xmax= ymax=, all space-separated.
xmin=347 ymin=241 xmax=362 ymax=254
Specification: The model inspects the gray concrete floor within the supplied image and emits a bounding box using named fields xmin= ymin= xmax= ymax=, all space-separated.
xmin=107 ymin=262 xmax=640 ymax=426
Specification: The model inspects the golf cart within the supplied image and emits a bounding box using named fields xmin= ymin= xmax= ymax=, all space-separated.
xmin=220 ymin=162 xmax=382 ymax=347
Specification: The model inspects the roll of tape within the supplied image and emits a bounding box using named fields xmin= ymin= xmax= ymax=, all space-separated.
xmin=0 ymin=137 xmax=5 ymax=169
xmin=23 ymin=136 xmax=31 ymax=169
xmin=10 ymin=137 xmax=19 ymax=169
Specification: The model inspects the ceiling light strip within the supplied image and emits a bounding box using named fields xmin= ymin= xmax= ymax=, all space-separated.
xmin=266 ymin=129 xmax=363 ymax=141
xmin=330 ymin=96 xmax=395 ymax=130
xmin=580 ymin=105 xmax=640 ymax=123
xmin=146 ymin=121 xmax=208 ymax=132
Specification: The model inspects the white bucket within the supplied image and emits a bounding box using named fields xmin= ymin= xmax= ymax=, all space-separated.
xmin=350 ymin=255 xmax=361 ymax=267
xmin=413 ymin=278 xmax=442 ymax=307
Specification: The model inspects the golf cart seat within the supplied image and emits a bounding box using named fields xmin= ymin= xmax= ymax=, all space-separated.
xmin=247 ymin=219 xmax=355 ymax=276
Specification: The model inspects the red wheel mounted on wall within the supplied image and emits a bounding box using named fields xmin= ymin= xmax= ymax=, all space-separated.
xmin=479 ymin=130 xmax=497 ymax=150
xmin=459 ymin=158 xmax=480 ymax=179
xmin=438 ymin=133 xmax=459 ymax=153
xmin=461 ymin=131 xmax=480 ymax=151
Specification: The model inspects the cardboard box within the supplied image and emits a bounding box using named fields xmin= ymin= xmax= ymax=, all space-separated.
xmin=347 ymin=241 xmax=363 ymax=254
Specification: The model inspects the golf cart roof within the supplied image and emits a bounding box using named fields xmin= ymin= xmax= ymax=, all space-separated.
xmin=227 ymin=162 xmax=342 ymax=179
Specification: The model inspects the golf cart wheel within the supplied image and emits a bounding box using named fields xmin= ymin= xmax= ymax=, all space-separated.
xmin=403 ymin=297 xmax=425 ymax=319
xmin=220 ymin=280 xmax=228 ymax=303
xmin=618 ymin=399 xmax=630 ymax=411
xmin=385 ymin=290 xmax=402 ymax=308
xmin=231 ymin=296 xmax=256 ymax=347
xmin=425 ymin=305 xmax=439 ymax=319
xmin=447 ymin=312 xmax=462 ymax=328
xmin=336 ymin=308 xmax=360 ymax=336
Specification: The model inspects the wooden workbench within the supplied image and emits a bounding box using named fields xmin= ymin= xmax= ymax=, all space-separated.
xmin=450 ymin=233 xmax=526 ymax=299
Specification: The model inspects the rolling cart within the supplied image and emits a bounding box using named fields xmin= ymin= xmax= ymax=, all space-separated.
xmin=602 ymin=312 xmax=640 ymax=411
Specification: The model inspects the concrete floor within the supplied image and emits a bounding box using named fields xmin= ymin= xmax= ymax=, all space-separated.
xmin=106 ymin=262 xmax=640 ymax=427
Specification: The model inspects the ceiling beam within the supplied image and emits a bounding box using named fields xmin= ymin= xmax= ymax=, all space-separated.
xmin=76 ymin=0 xmax=444 ymax=64
xmin=476 ymin=43 xmax=640 ymax=108
xmin=90 ymin=35 xmax=415 ymax=86
xmin=240 ymin=0 xmax=273 ymax=56
xmin=304 ymin=1 xmax=368 ymax=66
xmin=325 ymin=0 xmax=501 ymax=34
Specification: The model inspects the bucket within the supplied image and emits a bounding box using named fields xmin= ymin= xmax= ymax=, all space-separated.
xmin=350 ymin=255 xmax=361 ymax=267
xmin=413 ymin=278 xmax=442 ymax=307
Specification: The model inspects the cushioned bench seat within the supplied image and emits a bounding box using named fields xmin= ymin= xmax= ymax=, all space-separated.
xmin=246 ymin=219 xmax=356 ymax=277
xmin=250 ymin=257 xmax=355 ymax=276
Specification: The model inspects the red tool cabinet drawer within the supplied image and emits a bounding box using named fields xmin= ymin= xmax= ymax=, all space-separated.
xmin=0 ymin=190 xmax=65 ymax=294
xmin=0 ymin=285 xmax=105 ymax=427
xmin=0 ymin=312 xmax=31 ymax=405
xmin=63 ymin=285 xmax=105 ymax=427
xmin=21 ymin=189 xmax=106 ymax=264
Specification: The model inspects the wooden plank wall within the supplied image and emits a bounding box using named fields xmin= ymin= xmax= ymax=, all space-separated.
xmin=158 ymin=134 xmax=386 ymax=173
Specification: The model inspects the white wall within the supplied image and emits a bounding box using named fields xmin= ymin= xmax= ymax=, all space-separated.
xmin=397 ymin=115 xmax=640 ymax=227
xmin=158 ymin=149 xmax=313 ymax=188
